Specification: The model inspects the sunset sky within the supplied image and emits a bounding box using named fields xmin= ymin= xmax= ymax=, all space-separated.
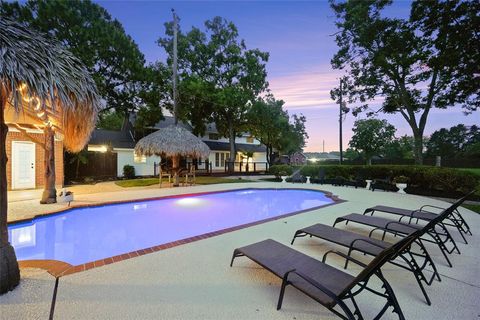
xmin=97 ymin=0 xmax=479 ymax=152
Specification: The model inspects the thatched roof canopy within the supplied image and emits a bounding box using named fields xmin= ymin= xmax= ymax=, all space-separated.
xmin=135 ymin=125 xmax=211 ymax=159
xmin=0 ymin=18 xmax=101 ymax=152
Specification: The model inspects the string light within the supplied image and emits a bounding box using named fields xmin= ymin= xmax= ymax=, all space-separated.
xmin=16 ymin=82 xmax=55 ymax=131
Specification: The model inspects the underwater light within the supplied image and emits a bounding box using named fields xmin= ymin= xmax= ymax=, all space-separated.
xmin=176 ymin=197 xmax=204 ymax=207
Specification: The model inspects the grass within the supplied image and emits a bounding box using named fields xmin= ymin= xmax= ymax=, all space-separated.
xmin=462 ymin=204 xmax=480 ymax=214
xmin=457 ymin=168 xmax=480 ymax=176
xmin=115 ymin=176 xmax=253 ymax=188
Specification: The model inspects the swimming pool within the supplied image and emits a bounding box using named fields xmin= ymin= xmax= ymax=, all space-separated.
xmin=8 ymin=188 xmax=334 ymax=266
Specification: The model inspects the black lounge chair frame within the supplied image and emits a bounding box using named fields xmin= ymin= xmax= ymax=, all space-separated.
xmin=363 ymin=190 xmax=475 ymax=244
xmin=291 ymin=223 xmax=439 ymax=305
xmin=333 ymin=197 xmax=465 ymax=268
xmin=230 ymin=235 xmax=420 ymax=320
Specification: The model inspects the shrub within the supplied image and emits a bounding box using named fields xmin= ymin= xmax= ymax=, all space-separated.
xmin=123 ymin=165 xmax=135 ymax=179
xmin=269 ymin=165 xmax=294 ymax=178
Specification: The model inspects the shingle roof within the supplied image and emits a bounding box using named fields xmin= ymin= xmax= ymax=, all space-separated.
xmin=204 ymin=141 xmax=266 ymax=153
xmin=89 ymin=129 xmax=136 ymax=149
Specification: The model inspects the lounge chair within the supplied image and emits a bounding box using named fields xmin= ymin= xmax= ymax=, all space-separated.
xmin=291 ymin=223 xmax=440 ymax=305
xmin=332 ymin=199 xmax=465 ymax=268
xmin=230 ymin=235 xmax=417 ymax=320
xmin=343 ymin=172 xmax=367 ymax=189
xmin=370 ymin=177 xmax=399 ymax=192
xmin=363 ymin=190 xmax=475 ymax=244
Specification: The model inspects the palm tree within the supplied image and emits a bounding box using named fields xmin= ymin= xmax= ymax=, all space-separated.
xmin=0 ymin=18 xmax=100 ymax=294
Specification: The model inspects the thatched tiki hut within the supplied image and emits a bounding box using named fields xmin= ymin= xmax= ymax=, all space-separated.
xmin=135 ymin=125 xmax=210 ymax=186
xmin=0 ymin=18 xmax=100 ymax=293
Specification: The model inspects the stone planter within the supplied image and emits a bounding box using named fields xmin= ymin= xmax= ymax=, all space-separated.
xmin=366 ymin=179 xmax=372 ymax=190
xmin=281 ymin=176 xmax=288 ymax=183
xmin=306 ymin=176 xmax=311 ymax=184
xmin=396 ymin=183 xmax=407 ymax=194
xmin=59 ymin=189 xmax=74 ymax=204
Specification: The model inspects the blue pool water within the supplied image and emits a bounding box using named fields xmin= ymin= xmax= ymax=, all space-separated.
xmin=8 ymin=188 xmax=333 ymax=265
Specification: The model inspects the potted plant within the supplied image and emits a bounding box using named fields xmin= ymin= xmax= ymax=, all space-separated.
xmin=393 ymin=176 xmax=409 ymax=194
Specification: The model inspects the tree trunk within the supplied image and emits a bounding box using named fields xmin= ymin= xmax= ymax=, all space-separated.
xmin=40 ymin=126 xmax=56 ymax=204
xmin=228 ymin=124 xmax=236 ymax=173
xmin=0 ymin=85 xmax=20 ymax=294
xmin=366 ymin=157 xmax=372 ymax=166
xmin=413 ymin=132 xmax=424 ymax=165
xmin=172 ymin=154 xmax=180 ymax=187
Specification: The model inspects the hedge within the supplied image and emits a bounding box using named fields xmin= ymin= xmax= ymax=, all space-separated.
xmin=269 ymin=164 xmax=480 ymax=197
xmin=268 ymin=164 xmax=294 ymax=178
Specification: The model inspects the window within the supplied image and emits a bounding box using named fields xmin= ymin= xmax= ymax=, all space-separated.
xmin=209 ymin=133 xmax=219 ymax=140
xmin=220 ymin=153 xmax=225 ymax=167
xmin=215 ymin=153 xmax=220 ymax=167
xmin=246 ymin=136 xmax=254 ymax=143
xmin=134 ymin=153 xmax=146 ymax=163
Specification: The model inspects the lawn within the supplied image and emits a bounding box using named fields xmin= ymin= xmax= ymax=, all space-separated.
xmin=457 ymin=168 xmax=480 ymax=176
xmin=462 ymin=204 xmax=480 ymax=214
xmin=115 ymin=176 xmax=253 ymax=187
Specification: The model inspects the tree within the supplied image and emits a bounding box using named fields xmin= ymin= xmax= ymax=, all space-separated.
xmin=1 ymin=0 xmax=148 ymax=116
xmin=247 ymin=98 xmax=289 ymax=165
xmin=159 ymin=16 xmax=269 ymax=172
xmin=1 ymin=0 xmax=159 ymax=202
xmin=279 ymin=114 xmax=309 ymax=156
xmin=349 ymin=119 xmax=396 ymax=165
xmin=330 ymin=0 xmax=479 ymax=164
xmin=0 ymin=18 xmax=99 ymax=294
xmin=426 ymin=124 xmax=480 ymax=158
xmin=384 ymin=135 xmax=414 ymax=160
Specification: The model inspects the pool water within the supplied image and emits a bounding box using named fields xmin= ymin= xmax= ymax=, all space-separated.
xmin=8 ymin=188 xmax=333 ymax=265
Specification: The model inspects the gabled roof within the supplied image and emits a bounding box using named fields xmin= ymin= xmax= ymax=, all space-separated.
xmin=204 ymin=141 xmax=266 ymax=153
xmin=89 ymin=129 xmax=136 ymax=149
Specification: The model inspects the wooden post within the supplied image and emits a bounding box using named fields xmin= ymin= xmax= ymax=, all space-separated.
xmin=172 ymin=154 xmax=180 ymax=187
xmin=40 ymin=125 xmax=56 ymax=204
xmin=0 ymin=84 xmax=20 ymax=294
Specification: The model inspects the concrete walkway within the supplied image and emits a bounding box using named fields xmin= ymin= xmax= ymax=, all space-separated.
xmin=1 ymin=183 xmax=479 ymax=319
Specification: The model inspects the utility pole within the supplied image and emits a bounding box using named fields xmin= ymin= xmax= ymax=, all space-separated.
xmin=339 ymin=78 xmax=343 ymax=164
xmin=172 ymin=9 xmax=178 ymax=125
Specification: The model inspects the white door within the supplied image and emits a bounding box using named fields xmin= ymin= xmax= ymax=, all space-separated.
xmin=12 ymin=141 xmax=36 ymax=189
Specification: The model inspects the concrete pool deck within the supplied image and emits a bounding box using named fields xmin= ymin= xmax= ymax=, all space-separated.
xmin=1 ymin=182 xmax=479 ymax=319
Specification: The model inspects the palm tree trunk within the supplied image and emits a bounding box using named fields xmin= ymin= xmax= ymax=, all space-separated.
xmin=0 ymin=84 xmax=20 ymax=294
xmin=40 ymin=126 xmax=56 ymax=204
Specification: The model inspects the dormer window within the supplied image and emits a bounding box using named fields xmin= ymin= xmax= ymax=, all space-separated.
xmin=246 ymin=136 xmax=254 ymax=143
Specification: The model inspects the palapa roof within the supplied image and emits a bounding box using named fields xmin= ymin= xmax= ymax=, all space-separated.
xmin=135 ymin=125 xmax=211 ymax=158
xmin=0 ymin=18 xmax=101 ymax=152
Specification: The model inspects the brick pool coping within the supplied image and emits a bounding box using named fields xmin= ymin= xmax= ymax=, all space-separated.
xmin=13 ymin=187 xmax=344 ymax=278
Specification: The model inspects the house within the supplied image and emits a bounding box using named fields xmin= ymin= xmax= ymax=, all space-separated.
xmin=179 ymin=122 xmax=267 ymax=172
xmin=289 ymin=152 xmax=307 ymax=165
xmin=87 ymin=125 xmax=159 ymax=178
xmin=85 ymin=116 xmax=268 ymax=177
xmin=4 ymin=106 xmax=64 ymax=190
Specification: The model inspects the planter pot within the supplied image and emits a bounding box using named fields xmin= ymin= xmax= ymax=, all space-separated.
xmin=366 ymin=180 xmax=372 ymax=190
xmin=281 ymin=176 xmax=288 ymax=183
xmin=306 ymin=176 xmax=311 ymax=184
xmin=396 ymin=183 xmax=407 ymax=194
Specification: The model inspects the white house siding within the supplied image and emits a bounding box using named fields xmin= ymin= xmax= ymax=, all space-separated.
xmin=115 ymin=148 xmax=160 ymax=177
xmin=208 ymin=150 xmax=267 ymax=172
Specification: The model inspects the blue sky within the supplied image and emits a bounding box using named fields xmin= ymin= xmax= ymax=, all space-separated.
xmin=97 ymin=0 xmax=478 ymax=152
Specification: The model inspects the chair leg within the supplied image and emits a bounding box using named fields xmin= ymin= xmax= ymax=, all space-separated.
xmin=277 ymin=278 xmax=289 ymax=310
xmin=229 ymin=250 xmax=244 ymax=267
